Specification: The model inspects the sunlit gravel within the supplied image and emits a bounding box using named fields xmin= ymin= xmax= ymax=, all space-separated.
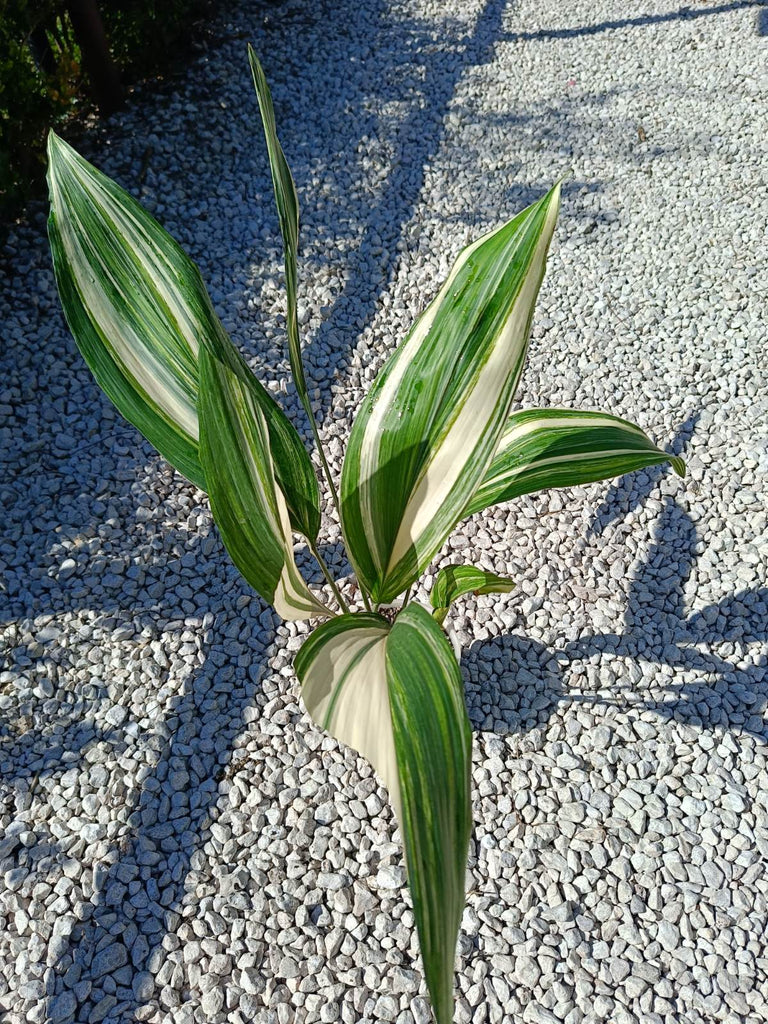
xmin=1 ymin=1 xmax=766 ymax=1022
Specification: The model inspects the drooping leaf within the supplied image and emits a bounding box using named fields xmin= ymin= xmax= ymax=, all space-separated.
xmin=248 ymin=47 xmax=312 ymax=419
xmin=46 ymin=130 xmax=321 ymax=539
xmin=430 ymin=565 xmax=516 ymax=624
xmin=465 ymin=408 xmax=685 ymax=517
xmin=386 ymin=604 xmax=472 ymax=1024
xmin=295 ymin=604 xmax=472 ymax=1024
xmin=340 ymin=184 xmax=561 ymax=604
xmin=198 ymin=345 xmax=330 ymax=621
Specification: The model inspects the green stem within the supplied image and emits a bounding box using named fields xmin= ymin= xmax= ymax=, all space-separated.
xmin=304 ymin=402 xmax=343 ymax=525
xmin=310 ymin=540 xmax=350 ymax=614
xmin=401 ymin=586 xmax=412 ymax=608
xmin=303 ymin=406 xmax=375 ymax=613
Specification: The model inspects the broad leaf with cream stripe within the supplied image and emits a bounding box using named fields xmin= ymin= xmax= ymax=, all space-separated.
xmin=465 ymin=408 xmax=685 ymax=517
xmin=46 ymin=130 xmax=321 ymax=540
xmin=341 ymin=184 xmax=561 ymax=604
xmin=199 ymin=346 xmax=330 ymax=621
xmin=295 ymin=604 xmax=472 ymax=1024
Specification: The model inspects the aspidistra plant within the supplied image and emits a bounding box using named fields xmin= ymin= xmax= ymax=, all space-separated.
xmin=46 ymin=48 xmax=684 ymax=1023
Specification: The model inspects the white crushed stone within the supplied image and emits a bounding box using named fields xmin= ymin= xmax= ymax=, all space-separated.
xmin=1 ymin=1 xmax=767 ymax=1023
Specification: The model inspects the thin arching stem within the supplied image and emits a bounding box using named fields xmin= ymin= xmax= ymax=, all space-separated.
xmin=304 ymin=416 xmax=373 ymax=612
xmin=305 ymin=410 xmax=343 ymax=525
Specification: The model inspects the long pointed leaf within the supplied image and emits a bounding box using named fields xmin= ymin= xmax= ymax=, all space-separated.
xmin=465 ymin=408 xmax=686 ymax=517
xmin=341 ymin=185 xmax=560 ymax=603
xmin=248 ymin=47 xmax=312 ymax=417
xmin=430 ymin=565 xmax=516 ymax=624
xmin=386 ymin=604 xmax=472 ymax=1024
xmin=199 ymin=347 xmax=330 ymax=620
xmin=295 ymin=605 xmax=472 ymax=1024
xmin=47 ymin=131 xmax=321 ymax=540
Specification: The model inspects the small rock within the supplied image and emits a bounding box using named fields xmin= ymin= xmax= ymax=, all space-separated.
xmin=91 ymin=942 xmax=128 ymax=978
xmin=132 ymin=972 xmax=154 ymax=1001
xmin=49 ymin=991 xmax=77 ymax=1023
xmin=657 ymin=919 xmax=679 ymax=952
xmin=374 ymin=995 xmax=399 ymax=1021
xmin=377 ymin=865 xmax=406 ymax=889
xmin=516 ymin=956 xmax=541 ymax=988
xmin=201 ymin=988 xmax=224 ymax=1016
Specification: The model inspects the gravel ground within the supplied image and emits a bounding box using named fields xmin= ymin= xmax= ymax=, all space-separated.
xmin=1 ymin=1 xmax=767 ymax=1022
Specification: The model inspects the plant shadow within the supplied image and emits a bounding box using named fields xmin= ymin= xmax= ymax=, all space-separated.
xmin=1 ymin=526 xmax=277 ymax=1023
xmin=462 ymin=417 xmax=767 ymax=742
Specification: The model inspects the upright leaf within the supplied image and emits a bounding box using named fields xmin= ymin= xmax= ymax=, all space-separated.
xmin=296 ymin=604 xmax=472 ymax=1024
xmin=341 ymin=185 xmax=560 ymax=603
xmin=465 ymin=408 xmax=685 ymax=517
xmin=248 ymin=47 xmax=312 ymax=418
xmin=430 ymin=565 xmax=516 ymax=624
xmin=199 ymin=346 xmax=330 ymax=621
xmin=46 ymin=131 xmax=321 ymax=539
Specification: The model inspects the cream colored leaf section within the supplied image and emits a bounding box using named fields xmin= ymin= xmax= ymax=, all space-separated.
xmin=356 ymin=229 xmax=493 ymax=576
xmin=48 ymin=133 xmax=202 ymax=440
xmin=385 ymin=193 xmax=560 ymax=574
xmin=297 ymin=618 xmax=401 ymax=820
xmin=198 ymin=346 xmax=329 ymax=621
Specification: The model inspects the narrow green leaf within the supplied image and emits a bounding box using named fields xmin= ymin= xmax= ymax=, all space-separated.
xmin=430 ymin=565 xmax=516 ymax=624
xmin=465 ymin=408 xmax=686 ymax=517
xmin=295 ymin=605 xmax=472 ymax=1024
xmin=386 ymin=604 xmax=472 ymax=1024
xmin=248 ymin=47 xmax=311 ymax=417
xmin=46 ymin=130 xmax=321 ymax=539
xmin=341 ymin=185 xmax=561 ymax=604
xmin=199 ymin=346 xmax=330 ymax=621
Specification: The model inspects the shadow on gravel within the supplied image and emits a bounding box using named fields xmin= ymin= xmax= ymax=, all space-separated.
xmin=0 ymin=478 xmax=277 ymax=1022
xmin=463 ymin=416 xmax=768 ymax=742
xmin=233 ymin=0 xmax=608 ymax=431
xmin=32 ymin=601 xmax=274 ymax=1024
xmin=496 ymin=1 xmax=766 ymax=44
xmin=4 ymin=0 xmax=758 ymax=1019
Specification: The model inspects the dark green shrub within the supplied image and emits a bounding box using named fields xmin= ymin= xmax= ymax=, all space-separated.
xmin=1 ymin=0 xmax=211 ymax=222
xmin=0 ymin=0 xmax=81 ymax=216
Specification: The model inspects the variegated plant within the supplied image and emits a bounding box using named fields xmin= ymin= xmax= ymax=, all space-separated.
xmin=46 ymin=48 xmax=684 ymax=1024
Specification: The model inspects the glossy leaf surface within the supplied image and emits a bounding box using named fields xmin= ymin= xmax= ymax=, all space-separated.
xmin=341 ymin=185 xmax=560 ymax=603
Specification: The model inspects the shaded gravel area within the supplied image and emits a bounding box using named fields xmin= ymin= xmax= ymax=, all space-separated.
xmin=1 ymin=1 xmax=767 ymax=1022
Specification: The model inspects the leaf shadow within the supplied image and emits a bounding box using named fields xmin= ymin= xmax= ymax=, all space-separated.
xmin=461 ymin=416 xmax=767 ymax=743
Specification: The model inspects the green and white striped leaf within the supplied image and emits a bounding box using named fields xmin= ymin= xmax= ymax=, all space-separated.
xmin=46 ymin=130 xmax=321 ymax=540
xmin=465 ymin=408 xmax=686 ymax=517
xmin=248 ymin=47 xmax=312 ymax=418
xmin=341 ymin=185 xmax=560 ymax=604
xmin=295 ymin=612 xmax=396 ymax=806
xmin=430 ymin=566 xmax=516 ymax=625
xmin=386 ymin=604 xmax=473 ymax=1024
xmin=199 ymin=346 xmax=330 ymax=621
xmin=295 ymin=604 xmax=472 ymax=1024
